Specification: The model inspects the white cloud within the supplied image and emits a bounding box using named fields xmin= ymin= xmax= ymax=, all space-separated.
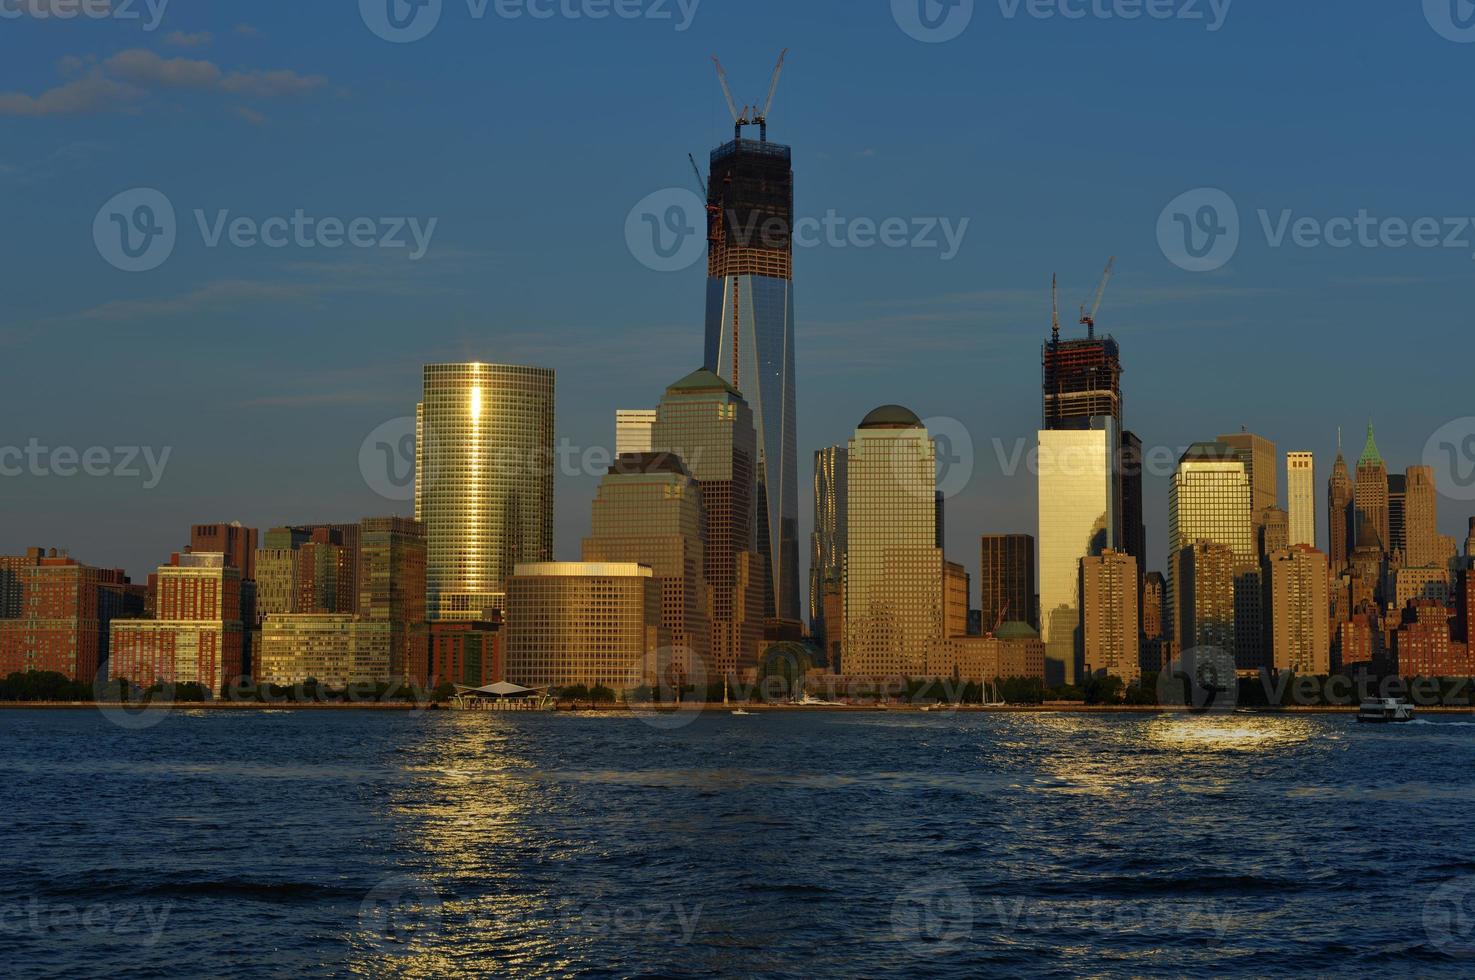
xmin=0 ymin=70 xmax=139 ymax=117
xmin=163 ymin=30 xmax=214 ymax=48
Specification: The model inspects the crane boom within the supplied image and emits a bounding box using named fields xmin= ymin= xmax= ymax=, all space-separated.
xmin=688 ymin=153 xmax=707 ymax=196
xmin=761 ymin=48 xmax=789 ymax=119
xmin=710 ymin=55 xmax=742 ymax=124
xmin=1080 ymin=256 xmax=1116 ymax=338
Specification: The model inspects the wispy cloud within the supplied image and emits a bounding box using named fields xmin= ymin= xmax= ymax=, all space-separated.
xmin=163 ymin=30 xmax=213 ymax=48
xmin=0 ymin=47 xmax=328 ymax=118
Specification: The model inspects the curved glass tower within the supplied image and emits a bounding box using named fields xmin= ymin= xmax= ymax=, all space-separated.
xmin=703 ymin=136 xmax=798 ymax=623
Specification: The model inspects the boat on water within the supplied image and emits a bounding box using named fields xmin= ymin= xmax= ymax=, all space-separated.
xmin=792 ymin=694 xmax=845 ymax=707
xmin=731 ymin=708 xmax=752 ymax=716
xmin=1357 ymin=698 xmax=1414 ymax=723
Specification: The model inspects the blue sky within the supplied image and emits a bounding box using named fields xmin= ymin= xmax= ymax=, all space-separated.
xmin=3 ymin=0 xmax=1474 ymax=591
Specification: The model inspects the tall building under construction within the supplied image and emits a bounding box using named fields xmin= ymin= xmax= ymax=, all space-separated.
xmin=703 ymin=52 xmax=800 ymax=627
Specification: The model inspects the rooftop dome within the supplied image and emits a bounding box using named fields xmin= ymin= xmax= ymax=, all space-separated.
xmin=859 ymin=404 xmax=922 ymax=430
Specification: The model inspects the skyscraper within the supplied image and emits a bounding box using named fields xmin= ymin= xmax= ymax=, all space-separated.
xmin=980 ymin=534 xmax=1037 ymax=632
xmin=650 ymin=368 xmax=765 ymax=675
xmin=1353 ymin=423 xmax=1389 ymax=555
xmin=583 ymin=453 xmax=710 ymax=676
xmin=1168 ymin=443 xmax=1254 ymax=667
xmin=357 ymin=516 xmax=428 ymax=684
xmin=1387 ymin=473 xmax=1408 ymax=558
xmin=190 ymin=523 xmax=257 ymax=580
xmin=1329 ymin=438 xmax=1353 ymax=571
xmin=109 ymin=552 xmax=244 ymax=693
xmin=1037 ymin=418 xmax=1119 ymax=686
xmin=844 ymin=406 xmax=943 ymax=678
xmin=809 ymin=445 xmax=847 ymax=654
xmin=704 ymin=122 xmax=798 ymax=625
xmin=944 ymin=561 xmax=970 ymax=639
xmin=417 ymin=362 xmax=555 ymax=620
xmin=1219 ymin=431 xmax=1277 ymax=517
xmin=1268 ymin=545 xmax=1330 ymax=676
xmin=1287 ymin=451 xmax=1315 ymax=548
xmin=615 ymin=410 xmax=657 ymax=456
xmin=1174 ymin=541 xmax=1237 ymax=656
xmin=1042 ymin=334 xmax=1122 ymax=428
xmin=1081 ymin=549 xmax=1140 ymax=684
xmin=1404 ymin=465 xmax=1439 ymax=569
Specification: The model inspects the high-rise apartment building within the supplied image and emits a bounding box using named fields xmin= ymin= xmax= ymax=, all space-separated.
xmin=615 ymin=410 xmax=657 ymax=456
xmin=809 ymin=445 xmax=847 ymax=655
xmin=583 ymin=453 xmax=710 ymax=677
xmin=1174 ymin=541 xmax=1238 ymax=656
xmin=109 ymin=553 xmax=244 ymax=693
xmin=980 ymin=534 xmax=1037 ymax=633
xmin=704 ymin=126 xmax=798 ymax=624
xmin=1404 ymin=465 xmax=1439 ymax=569
xmin=1353 ymin=423 xmax=1389 ymax=555
xmin=1081 ymin=549 xmax=1140 ymax=684
xmin=417 ymin=362 xmax=554 ymax=620
xmin=650 ymin=368 xmax=765 ymax=675
xmin=0 ymin=549 xmax=143 ymax=684
xmin=844 ymin=406 xmax=943 ymax=678
xmin=504 ymin=562 xmax=664 ymax=692
xmin=190 ymin=523 xmax=257 ymax=580
xmin=1037 ymin=418 xmax=1119 ymax=686
xmin=357 ymin=517 xmax=427 ymax=684
xmin=1287 ymin=451 xmax=1315 ymax=548
xmin=1268 ymin=545 xmax=1330 ymax=676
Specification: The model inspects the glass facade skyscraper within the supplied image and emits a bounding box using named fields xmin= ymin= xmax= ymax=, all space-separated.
xmin=1036 ymin=418 xmax=1119 ymax=687
xmin=416 ymin=363 xmax=554 ymax=621
xmin=704 ymin=136 xmax=798 ymax=624
xmin=808 ymin=445 xmax=846 ymax=654
xmin=844 ymin=406 xmax=942 ymax=679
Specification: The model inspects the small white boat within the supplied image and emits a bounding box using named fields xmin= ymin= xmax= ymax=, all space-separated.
xmin=731 ymin=708 xmax=752 ymax=716
xmin=1357 ymin=698 xmax=1414 ymax=723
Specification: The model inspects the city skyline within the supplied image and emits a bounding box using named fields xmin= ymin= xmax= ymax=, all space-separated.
xmin=5 ymin=4 xmax=1474 ymax=604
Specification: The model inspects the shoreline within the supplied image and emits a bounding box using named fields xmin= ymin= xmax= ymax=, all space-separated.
xmin=4 ymin=702 xmax=1475 ymax=714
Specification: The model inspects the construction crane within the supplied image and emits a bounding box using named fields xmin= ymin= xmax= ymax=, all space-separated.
xmin=687 ymin=153 xmax=707 ymax=196
xmin=1079 ymin=256 xmax=1115 ymax=339
xmin=711 ymin=49 xmax=789 ymax=142
xmin=989 ymin=599 xmax=1011 ymax=638
xmin=1050 ymin=273 xmax=1060 ymax=343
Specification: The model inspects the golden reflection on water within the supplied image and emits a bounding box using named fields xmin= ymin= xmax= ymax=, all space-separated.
xmin=1144 ymin=714 xmax=1319 ymax=751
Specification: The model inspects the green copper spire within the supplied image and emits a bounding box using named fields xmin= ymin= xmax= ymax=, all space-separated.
xmin=1358 ymin=421 xmax=1383 ymax=467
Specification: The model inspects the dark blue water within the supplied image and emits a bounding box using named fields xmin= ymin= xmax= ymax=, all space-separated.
xmin=4 ymin=707 xmax=1475 ymax=977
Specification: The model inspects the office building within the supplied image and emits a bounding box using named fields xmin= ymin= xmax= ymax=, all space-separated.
xmin=1174 ymin=541 xmax=1238 ymax=657
xmin=1219 ymin=430 xmax=1277 ymax=541
xmin=809 ymin=445 xmax=847 ymax=654
xmin=1328 ymin=439 xmax=1354 ymax=571
xmin=704 ymin=123 xmax=798 ymax=624
xmin=650 ymin=368 xmax=766 ymax=675
xmin=980 ymin=534 xmax=1036 ymax=632
xmin=429 ymin=619 xmax=502 ymax=688
xmin=1168 ymin=442 xmax=1253 ymax=661
xmin=944 ymin=561 xmax=970 ymax=639
xmin=1353 ymin=423 xmax=1389 ymax=555
xmin=583 ymin=452 xmax=711 ymax=677
xmin=615 ymin=410 xmax=658 ymax=456
xmin=504 ymin=562 xmax=664 ymax=692
xmin=417 ymin=362 xmax=554 ymax=620
xmin=1387 ymin=473 xmax=1407 ymax=558
xmin=1038 ymin=418 xmax=1119 ymax=686
xmin=844 ymin=406 xmax=943 ymax=678
xmin=1142 ymin=570 xmax=1167 ymax=672
xmin=1404 ymin=465 xmax=1439 ymax=569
